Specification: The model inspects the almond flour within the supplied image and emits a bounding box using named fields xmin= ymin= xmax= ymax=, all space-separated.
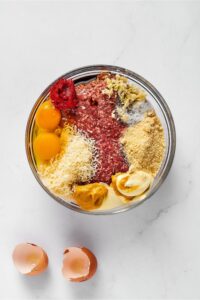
xmin=120 ymin=111 xmax=165 ymax=176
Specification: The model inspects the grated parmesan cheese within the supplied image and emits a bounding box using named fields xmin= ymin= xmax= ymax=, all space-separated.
xmin=38 ymin=125 xmax=97 ymax=200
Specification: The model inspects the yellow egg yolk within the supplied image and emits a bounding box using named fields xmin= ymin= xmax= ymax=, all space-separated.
xmin=35 ymin=100 xmax=61 ymax=130
xmin=33 ymin=133 xmax=61 ymax=161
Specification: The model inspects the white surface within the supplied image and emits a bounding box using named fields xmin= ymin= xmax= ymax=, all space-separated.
xmin=0 ymin=1 xmax=200 ymax=299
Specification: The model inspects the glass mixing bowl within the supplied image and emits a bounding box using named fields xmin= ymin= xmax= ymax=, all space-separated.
xmin=25 ymin=65 xmax=176 ymax=215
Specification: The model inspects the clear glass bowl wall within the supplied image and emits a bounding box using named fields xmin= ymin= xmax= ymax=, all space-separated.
xmin=26 ymin=65 xmax=176 ymax=215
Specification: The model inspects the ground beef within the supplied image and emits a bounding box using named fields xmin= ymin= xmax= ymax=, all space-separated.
xmin=64 ymin=76 xmax=129 ymax=184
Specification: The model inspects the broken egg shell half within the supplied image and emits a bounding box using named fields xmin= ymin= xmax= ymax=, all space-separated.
xmin=12 ymin=243 xmax=48 ymax=276
xmin=62 ymin=247 xmax=97 ymax=282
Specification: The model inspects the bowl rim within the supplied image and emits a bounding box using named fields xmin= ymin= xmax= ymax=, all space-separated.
xmin=25 ymin=64 xmax=176 ymax=215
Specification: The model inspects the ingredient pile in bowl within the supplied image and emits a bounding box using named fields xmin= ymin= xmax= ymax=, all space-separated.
xmin=33 ymin=73 xmax=165 ymax=211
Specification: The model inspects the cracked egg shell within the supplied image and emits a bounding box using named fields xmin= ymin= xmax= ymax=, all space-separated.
xmin=12 ymin=243 xmax=48 ymax=276
xmin=62 ymin=247 xmax=97 ymax=282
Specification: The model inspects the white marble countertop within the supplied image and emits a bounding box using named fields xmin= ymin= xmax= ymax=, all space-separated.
xmin=0 ymin=1 xmax=200 ymax=299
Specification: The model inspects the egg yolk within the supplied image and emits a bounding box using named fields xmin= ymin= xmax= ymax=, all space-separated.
xmin=33 ymin=133 xmax=61 ymax=160
xmin=36 ymin=100 xmax=61 ymax=130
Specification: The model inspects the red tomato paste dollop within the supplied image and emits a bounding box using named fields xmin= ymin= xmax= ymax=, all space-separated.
xmin=65 ymin=76 xmax=129 ymax=184
xmin=50 ymin=79 xmax=78 ymax=110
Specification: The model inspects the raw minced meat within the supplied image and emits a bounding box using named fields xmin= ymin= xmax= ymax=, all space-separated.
xmin=63 ymin=76 xmax=129 ymax=184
